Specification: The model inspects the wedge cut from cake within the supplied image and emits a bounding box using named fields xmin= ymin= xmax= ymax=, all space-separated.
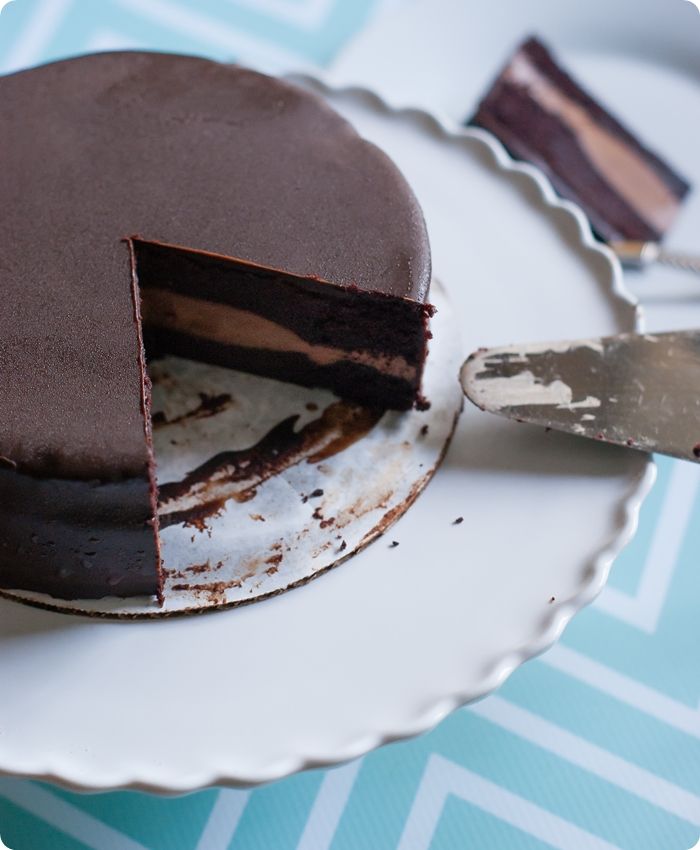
xmin=472 ymin=37 xmax=690 ymax=243
xmin=0 ymin=52 xmax=433 ymax=602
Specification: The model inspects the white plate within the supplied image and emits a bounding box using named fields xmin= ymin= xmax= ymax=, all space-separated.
xmin=0 ymin=80 xmax=651 ymax=793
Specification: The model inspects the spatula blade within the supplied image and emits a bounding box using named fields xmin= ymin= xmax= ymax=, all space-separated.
xmin=461 ymin=331 xmax=700 ymax=463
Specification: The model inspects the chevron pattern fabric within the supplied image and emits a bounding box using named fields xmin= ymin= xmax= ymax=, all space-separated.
xmin=0 ymin=1 xmax=699 ymax=848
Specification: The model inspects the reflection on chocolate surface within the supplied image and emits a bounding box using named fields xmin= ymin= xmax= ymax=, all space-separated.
xmin=472 ymin=37 xmax=690 ymax=243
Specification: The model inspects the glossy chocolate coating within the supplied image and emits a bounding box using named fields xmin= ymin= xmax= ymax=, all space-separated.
xmin=0 ymin=52 xmax=431 ymax=600
xmin=1 ymin=51 xmax=430 ymax=480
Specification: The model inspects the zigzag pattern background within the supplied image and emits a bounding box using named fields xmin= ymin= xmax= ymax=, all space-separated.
xmin=0 ymin=1 xmax=698 ymax=847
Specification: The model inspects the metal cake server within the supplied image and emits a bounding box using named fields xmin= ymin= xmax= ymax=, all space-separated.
xmin=611 ymin=241 xmax=700 ymax=276
xmin=461 ymin=330 xmax=700 ymax=463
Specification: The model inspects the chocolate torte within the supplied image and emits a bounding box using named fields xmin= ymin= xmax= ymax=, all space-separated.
xmin=472 ymin=37 xmax=690 ymax=243
xmin=0 ymin=51 xmax=432 ymax=601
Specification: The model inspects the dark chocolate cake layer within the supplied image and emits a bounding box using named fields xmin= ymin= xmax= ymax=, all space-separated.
xmin=0 ymin=52 xmax=432 ymax=600
xmin=0 ymin=470 xmax=157 ymax=599
xmin=472 ymin=37 xmax=690 ymax=243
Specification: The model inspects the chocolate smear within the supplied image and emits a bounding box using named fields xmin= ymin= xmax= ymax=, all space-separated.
xmin=158 ymin=401 xmax=382 ymax=528
xmin=151 ymin=392 xmax=232 ymax=429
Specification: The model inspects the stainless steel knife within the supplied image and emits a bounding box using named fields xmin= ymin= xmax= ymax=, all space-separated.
xmin=461 ymin=330 xmax=700 ymax=463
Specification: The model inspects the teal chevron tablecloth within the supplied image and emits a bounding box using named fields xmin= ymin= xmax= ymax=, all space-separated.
xmin=0 ymin=1 xmax=699 ymax=848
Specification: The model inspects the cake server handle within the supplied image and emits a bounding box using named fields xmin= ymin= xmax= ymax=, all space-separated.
xmin=611 ymin=241 xmax=700 ymax=275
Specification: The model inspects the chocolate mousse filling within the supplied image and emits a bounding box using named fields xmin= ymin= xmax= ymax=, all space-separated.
xmin=142 ymin=291 xmax=418 ymax=381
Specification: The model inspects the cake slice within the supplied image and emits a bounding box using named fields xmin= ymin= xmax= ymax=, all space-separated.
xmin=472 ymin=37 xmax=690 ymax=243
xmin=0 ymin=52 xmax=432 ymax=601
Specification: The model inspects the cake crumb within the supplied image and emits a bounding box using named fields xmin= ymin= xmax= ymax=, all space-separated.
xmin=266 ymin=553 xmax=283 ymax=567
xmin=549 ymin=596 xmax=556 ymax=603
xmin=302 ymin=488 xmax=324 ymax=503
xmin=306 ymin=402 xmax=319 ymax=412
xmin=250 ymin=513 xmax=266 ymax=522
xmin=338 ymin=539 xmax=347 ymax=553
xmin=389 ymin=540 xmax=399 ymax=548
xmin=453 ymin=516 xmax=464 ymax=525
xmin=420 ymin=424 xmax=429 ymax=437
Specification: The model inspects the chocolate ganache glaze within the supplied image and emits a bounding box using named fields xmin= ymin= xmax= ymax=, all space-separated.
xmin=0 ymin=51 xmax=432 ymax=601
